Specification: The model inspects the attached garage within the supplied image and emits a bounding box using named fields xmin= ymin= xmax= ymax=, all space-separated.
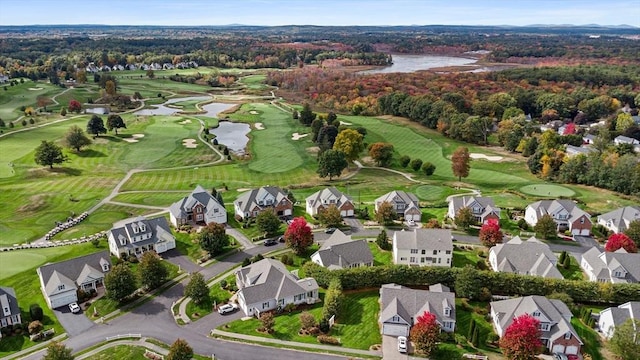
xmin=49 ymin=292 xmax=78 ymax=309
xmin=382 ymin=323 xmax=409 ymax=337
xmin=571 ymin=228 xmax=590 ymax=236
xmin=340 ymin=209 xmax=354 ymax=217
xmin=551 ymin=344 xmax=565 ymax=354
xmin=284 ymin=209 xmax=292 ymax=216
xmin=565 ymin=345 xmax=579 ymax=355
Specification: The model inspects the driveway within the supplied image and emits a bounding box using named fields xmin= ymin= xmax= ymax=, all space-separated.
xmin=53 ymin=305 xmax=96 ymax=336
xmin=163 ymin=248 xmax=201 ymax=273
xmin=573 ymin=235 xmax=601 ymax=249
xmin=187 ymin=306 xmax=245 ymax=334
xmin=344 ymin=217 xmax=364 ymax=233
xmin=382 ymin=335 xmax=421 ymax=360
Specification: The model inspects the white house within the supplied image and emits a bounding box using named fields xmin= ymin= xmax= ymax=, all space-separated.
xmin=0 ymin=287 xmax=21 ymax=329
xmin=234 ymin=186 xmax=293 ymax=220
xmin=597 ymin=206 xmax=640 ymax=233
xmin=614 ymin=135 xmax=639 ymax=146
xmin=580 ymin=247 xmax=640 ymax=283
xmin=305 ymin=187 xmax=355 ymax=217
xmin=169 ymin=185 xmax=227 ymax=227
xmin=489 ymin=236 xmax=563 ymax=279
xmin=379 ymin=283 xmax=456 ymax=337
xmin=598 ymin=301 xmax=640 ymax=339
xmin=447 ymin=196 xmax=501 ymax=224
xmin=107 ymin=216 xmax=176 ymax=259
xmin=310 ymin=230 xmax=373 ymax=269
xmin=524 ymin=199 xmax=592 ymax=236
xmin=36 ymin=251 xmax=111 ymax=309
xmin=564 ymin=145 xmax=595 ymax=158
xmin=235 ymin=259 xmax=319 ymax=317
xmin=393 ymin=229 xmax=453 ymax=267
xmin=375 ymin=191 xmax=422 ymax=222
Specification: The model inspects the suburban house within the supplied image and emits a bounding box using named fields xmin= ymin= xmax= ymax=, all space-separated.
xmin=489 ymin=236 xmax=563 ymax=279
xmin=235 ymin=258 xmax=319 ymax=317
xmin=374 ymin=191 xmax=422 ymax=222
xmin=379 ymin=283 xmax=456 ymax=337
xmin=491 ymin=296 xmax=583 ymax=355
xmin=524 ymin=199 xmax=592 ymax=236
xmin=564 ymin=145 xmax=595 ymax=158
xmin=234 ymin=186 xmax=293 ymax=220
xmin=447 ymin=196 xmax=501 ymax=224
xmin=310 ymin=230 xmax=373 ymax=269
xmin=582 ymin=134 xmax=596 ymax=145
xmin=0 ymin=287 xmax=21 ymax=329
xmin=597 ymin=206 xmax=640 ymax=233
xmin=107 ymin=216 xmax=176 ymax=259
xmin=36 ymin=251 xmax=112 ymax=309
xmin=614 ymin=135 xmax=640 ymax=146
xmin=305 ymin=187 xmax=355 ymax=217
xmin=169 ymin=185 xmax=227 ymax=227
xmin=580 ymin=247 xmax=640 ymax=283
xmin=393 ymin=229 xmax=453 ymax=267
xmin=598 ymin=301 xmax=640 ymax=339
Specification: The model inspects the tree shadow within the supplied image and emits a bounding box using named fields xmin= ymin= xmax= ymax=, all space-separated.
xmin=49 ymin=167 xmax=82 ymax=176
xmin=76 ymin=149 xmax=106 ymax=158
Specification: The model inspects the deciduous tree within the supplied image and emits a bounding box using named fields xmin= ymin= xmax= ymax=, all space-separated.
xmin=68 ymin=99 xmax=82 ymax=113
xmin=299 ymin=103 xmax=316 ymax=125
xmin=184 ymin=272 xmax=209 ymax=305
xmin=605 ymin=233 xmax=637 ymax=253
xmin=139 ymin=251 xmax=168 ymax=290
xmin=333 ymin=129 xmax=364 ymax=164
xmin=62 ymin=125 xmax=92 ymax=152
xmin=624 ymin=220 xmax=640 ymax=249
xmin=198 ymin=222 xmax=229 ymax=256
xmin=104 ymin=263 xmax=137 ymax=302
xmin=410 ymin=158 xmax=423 ymax=171
xmin=259 ymin=311 xmax=275 ymax=333
xmin=479 ymin=219 xmax=503 ymax=247
xmin=454 ymin=207 xmax=475 ymax=230
xmin=499 ymin=314 xmax=542 ymax=360
xmin=317 ymin=149 xmax=348 ymax=180
xmin=34 ymin=140 xmax=67 ymax=168
xmin=86 ymin=115 xmax=107 ymax=137
xmin=375 ymin=201 xmax=397 ymax=225
xmin=534 ymin=214 xmax=557 ymax=239
xmin=256 ymin=209 xmax=281 ymax=236
xmin=609 ymin=318 xmax=640 ymax=360
xmin=43 ymin=342 xmax=74 ymax=360
xmin=451 ymin=146 xmax=470 ymax=181
xmin=368 ymin=142 xmax=394 ymax=166
xmin=318 ymin=205 xmax=343 ymax=228
xmin=106 ymin=114 xmax=126 ymax=135
xmin=421 ymin=162 xmax=436 ymax=176
xmin=167 ymin=338 xmax=193 ymax=360
xmin=410 ymin=311 xmax=440 ymax=356
xmin=284 ymin=217 xmax=313 ymax=255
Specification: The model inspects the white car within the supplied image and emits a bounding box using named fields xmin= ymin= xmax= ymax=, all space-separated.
xmin=397 ymin=335 xmax=408 ymax=353
xmin=68 ymin=302 xmax=81 ymax=314
xmin=407 ymin=219 xmax=416 ymax=226
xmin=218 ymin=303 xmax=238 ymax=315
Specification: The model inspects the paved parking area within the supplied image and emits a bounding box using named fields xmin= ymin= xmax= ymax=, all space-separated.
xmin=54 ymin=305 xmax=95 ymax=336
xmin=381 ymin=335 xmax=423 ymax=360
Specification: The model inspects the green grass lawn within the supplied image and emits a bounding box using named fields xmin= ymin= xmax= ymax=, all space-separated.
xmin=452 ymin=248 xmax=482 ymax=268
xmin=570 ymin=317 xmax=603 ymax=360
xmin=86 ymin=345 xmax=148 ymax=360
xmin=186 ymin=275 xmax=234 ymax=321
xmin=454 ymin=299 xmax=501 ymax=356
xmin=368 ymin=242 xmax=392 ymax=265
xmin=520 ymin=184 xmax=575 ymax=197
xmin=557 ymin=255 xmax=584 ymax=280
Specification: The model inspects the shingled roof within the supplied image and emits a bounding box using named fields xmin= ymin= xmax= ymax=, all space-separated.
xmin=311 ymin=230 xmax=373 ymax=269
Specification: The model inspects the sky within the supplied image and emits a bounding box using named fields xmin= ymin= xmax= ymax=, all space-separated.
xmin=1 ymin=0 xmax=639 ymax=27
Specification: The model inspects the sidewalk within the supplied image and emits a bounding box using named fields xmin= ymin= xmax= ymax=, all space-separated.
xmin=211 ymin=329 xmax=382 ymax=358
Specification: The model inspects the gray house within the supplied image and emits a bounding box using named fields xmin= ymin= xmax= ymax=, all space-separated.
xmin=447 ymin=196 xmax=501 ymax=224
xmin=597 ymin=206 xmax=640 ymax=234
xmin=489 ymin=236 xmax=563 ymax=279
xmin=310 ymin=230 xmax=373 ymax=269
xmin=235 ymin=259 xmax=319 ymax=317
xmin=580 ymin=247 xmax=640 ymax=283
xmin=379 ymin=283 xmax=456 ymax=337
xmin=0 ymin=287 xmax=21 ymax=330
xmin=107 ymin=216 xmax=176 ymax=259
xmin=375 ymin=191 xmax=422 ymax=222
xmin=169 ymin=185 xmax=227 ymax=227
xmin=598 ymin=301 xmax=640 ymax=339
xmin=37 ymin=251 xmax=111 ymax=309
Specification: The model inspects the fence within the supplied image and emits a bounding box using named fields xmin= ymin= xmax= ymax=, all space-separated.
xmin=105 ymin=333 xmax=141 ymax=341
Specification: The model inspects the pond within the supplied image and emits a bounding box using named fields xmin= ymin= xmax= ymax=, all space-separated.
xmin=359 ymin=54 xmax=476 ymax=74
xmin=209 ymin=121 xmax=251 ymax=155
xmin=85 ymin=107 xmax=110 ymax=115
xmin=134 ymin=96 xmax=235 ymax=117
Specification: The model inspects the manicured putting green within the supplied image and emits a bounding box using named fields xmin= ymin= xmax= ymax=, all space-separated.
xmin=520 ymin=184 xmax=575 ymax=197
xmin=0 ymin=246 xmax=75 ymax=280
xmin=415 ymin=185 xmax=445 ymax=201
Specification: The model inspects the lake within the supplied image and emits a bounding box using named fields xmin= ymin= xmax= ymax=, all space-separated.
xmin=360 ymin=54 xmax=476 ymax=74
xmin=134 ymin=96 xmax=234 ymax=117
xmin=209 ymin=121 xmax=251 ymax=155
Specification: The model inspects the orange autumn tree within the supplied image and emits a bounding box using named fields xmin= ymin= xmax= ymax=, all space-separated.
xmin=500 ymin=314 xmax=542 ymax=360
xmin=410 ymin=311 xmax=440 ymax=356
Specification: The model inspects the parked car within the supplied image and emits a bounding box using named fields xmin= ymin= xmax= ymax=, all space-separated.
xmin=553 ymin=353 xmax=568 ymax=360
xmin=278 ymin=236 xmax=285 ymax=243
xmin=407 ymin=219 xmax=416 ymax=226
xmin=397 ymin=336 xmax=408 ymax=353
xmin=218 ymin=303 xmax=238 ymax=315
xmin=264 ymin=238 xmax=278 ymax=246
xmin=68 ymin=302 xmax=81 ymax=314
xmin=567 ymin=355 xmax=579 ymax=360
xmin=325 ymin=227 xmax=337 ymax=234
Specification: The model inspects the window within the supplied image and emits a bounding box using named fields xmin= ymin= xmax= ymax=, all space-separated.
xmin=421 ymin=250 xmax=426 ymax=255
xmin=432 ymin=258 xmax=437 ymax=264
xmin=532 ymin=311 xmax=540 ymax=317
xmin=410 ymin=257 xmax=416 ymax=263
xmin=540 ymin=323 xmax=550 ymax=331
xmin=3 ymin=307 xmax=9 ymax=314
xmin=445 ymin=250 xmax=451 ymax=255
xmin=58 ymin=284 xmax=65 ymax=291
xmin=433 ymin=250 xmax=438 ymax=255
xmin=438 ymin=258 xmax=441 ymax=264
xmin=447 ymin=258 xmax=451 ymax=264
xmin=444 ymin=308 xmax=451 ymax=316
xmin=400 ymin=257 xmax=407 ymax=261
xmin=392 ymin=316 xmax=401 ymax=322
xmin=307 ymin=291 xmax=314 ymax=298
xmin=580 ymin=217 xmax=585 ymax=224
xmin=258 ymin=200 xmax=264 ymax=205
xmin=262 ymin=302 xmax=270 ymax=309
xmin=421 ymin=258 xmax=425 ymax=263
xmin=278 ymin=299 xmax=284 ymax=306
xmin=411 ymin=249 xmax=418 ymax=254
xmin=564 ymin=332 xmax=572 ymax=339
xmin=214 ymin=208 xmax=219 ymax=213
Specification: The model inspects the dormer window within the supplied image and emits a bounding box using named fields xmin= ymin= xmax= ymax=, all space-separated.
xmin=58 ymin=285 xmax=65 ymax=291
xmin=139 ymin=223 xmax=146 ymax=232
xmin=132 ymin=223 xmax=139 ymax=233
xmin=444 ymin=308 xmax=451 ymax=316
xmin=532 ymin=311 xmax=540 ymax=317
xmin=3 ymin=307 xmax=10 ymax=315
xmin=102 ymin=263 xmax=110 ymax=272
xmin=258 ymin=200 xmax=264 ymax=205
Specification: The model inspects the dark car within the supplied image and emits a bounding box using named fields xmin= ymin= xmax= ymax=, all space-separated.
xmin=325 ymin=227 xmax=337 ymax=234
xmin=264 ymin=238 xmax=278 ymax=246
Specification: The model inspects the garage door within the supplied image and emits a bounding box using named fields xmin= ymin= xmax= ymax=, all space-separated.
xmin=340 ymin=210 xmax=354 ymax=217
xmin=580 ymin=229 xmax=590 ymax=236
xmin=383 ymin=324 xmax=408 ymax=337
xmin=565 ymin=345 xmax=579 ymax=355
xmin=284 ymin=209 xmax=292 ymax=216
xmin=407 ymin=214 xmax=421 ymax=221
xmin=50 ymin=293 xmax=78 ymax=309
xmin=552 ymin=344 xmax=565 ymax=354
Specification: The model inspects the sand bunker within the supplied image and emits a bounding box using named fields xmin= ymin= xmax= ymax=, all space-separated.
xmin=339 ymin=121 xmax=353 ymax=125
xmin=123 ymin=134 xmax=145 ymax=143
xmin=178 ymin=119 xmax=192 ymax=125
xmin=249 ymin=110 xmax=259 ymax=115
xmin=254 ymin=122 xmax=265 ymax=130
xmin=292 ymin=132 xmax=309 ymax=140
xmin=28 ymin=87 xmax=44 ymax=91
xmin=470 ymin=153 xmax=503 ymax=162
xmin=182 ymin=139 xmax=198 ymax=148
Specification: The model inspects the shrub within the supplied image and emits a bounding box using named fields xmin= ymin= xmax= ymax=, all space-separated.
xmin=317 ymin=334 xmax=340 ymax=345
xmin=421 ymin=162 xmax=436 ymax=176
xmin=241 ymin=257 xmax=251 ymax=267
xmin=30 ymin=304 xmax=44 ymax=321
xmin=410 ymin=158 xmax=423 ymax=171
xmin=399 ymin=155 xmax=411 ymax=168
xmin=517 ymin=218 xmax=528 ymax=230
xmin=281 ymin=254 xmax=289 ymax=265
xmin=28 ymin=321 xmax=43 ymax=335
xmin=476 ymin=260 xmax=487 ymax=270
xmin=300 ymin=312 xmax=317 ymax=330
xmin=318 ymin=318 xmax=330 ymax=333
xmin=220 ymin=279 xmax=228 ymax=289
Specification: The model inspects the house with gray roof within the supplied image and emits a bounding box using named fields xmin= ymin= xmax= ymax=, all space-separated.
xmin=598 ymin=301 xmax=640 ymax=339
xmin=310 ymin=230 xmax=373 ymax=270
xmin=489 ymin=236 xmax=563 ymax=279
xmin=447 ymin=196 xmax=501 ymax=224
xmin=36 ymin=251 xmax=111 ymax=309
xmin=0 ymin=287 xmax=21 ymax=330
xmin=305 ymin=187 xmax=355 ymax=217
xmin=597 ymin=206 xmax=640 ymax=234
xmin=580 ymin=247 xmax=640 ymax=284
xmin=375 ymin=191 xmax=422 ymax=222
xmin=233 ymin=186 xmax=293 ymax=220
xmin=491 ymin=296 xmax=583 ymax=355
xmin=235 ymin=258 xmax=319 ymax=317
xmin=379 ymin=283 xmax=455 ymax=337
xmin=524 ymin=199 xmax=592 ymax=236
xmin=169 ymin=185 xmax=227 ymax=227
xmin=614 ymin=135 xmax=640 ymax=146
xmin=565 ymin=145 xmax=596 ymax=158
xmin=107 ymin=216 xmax=176 ymax=259
xmin=393 ymin=229 xmax=453 ymax=267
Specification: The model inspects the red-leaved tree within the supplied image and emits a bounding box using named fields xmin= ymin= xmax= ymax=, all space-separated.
xmin=605 ymin=233 xmax=638 ymax=253
xmin=284 ymin=217 xmax=313 ymax=255
xmin=68 ymin=99 xmax=82 ymax=113
xmin=562 ymin=122 xmax=576 ymax=135
xmin=479 ymin=218 xmax=504 ymax=247
xmin=499 ymin=314 xmax=542 ymax=360
xmin=410 ymin=311 xmax=440 ymax=356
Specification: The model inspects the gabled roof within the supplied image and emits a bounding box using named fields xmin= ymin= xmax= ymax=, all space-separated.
xmin=375 ymin=191 xmax=419 ymax=207
xmin=614 ymin=135 xmax=640 ymax=144
xmin=38 ymin=251 xmax=111 ymax=296
xmin=380 ymin=283 xmax=455 ymax=327
xmin=394 ymin=229 xmax=453 ymax=251
xmin=306 ymin=187 xmax=353 ymax=210
xmin=596 ymin=249 xmax=640 ymax=283
xmin=449 ymin=196 xmax=500 ymax=216
xmin=598 ymin=206 xmax=640 ymax=232
xmin=490 ymin=236 xmax=563 ymax=279
xmin=601 ymin=302 xmax=640 ymax=329
xmin=527 ymin=199 xmax=590 ymax=222
xmin=108 ymin=216 xmax=174 ymax=251
xmin=169 ymin=185 xmax=226 ymax=223
xmin=236 ymin=259 xmax=318 ymax=305
xmin=311 ymin=230 xmax=373 ymax=269
xmin=0 ymin=287 xmax=20 ymax=318
xmin=234 ymin=186 xmax=291 ymax=214
xmin=491 ymin=296 xmax=582 ymax=345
